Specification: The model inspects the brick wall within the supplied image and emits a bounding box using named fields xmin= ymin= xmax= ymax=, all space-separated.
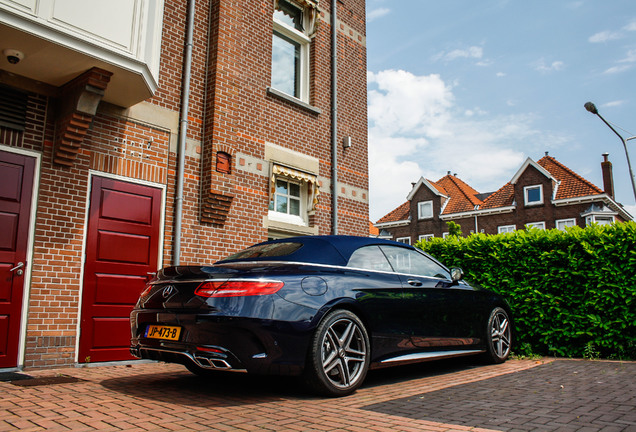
xmin=1 ymin=0 xmax=368 ymax=368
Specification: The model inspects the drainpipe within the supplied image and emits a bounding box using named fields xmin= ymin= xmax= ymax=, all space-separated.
xmin=173 ymin=0 xmax=196 ymax=266
xmin=330 ymin=0 xmax=338 ymax=234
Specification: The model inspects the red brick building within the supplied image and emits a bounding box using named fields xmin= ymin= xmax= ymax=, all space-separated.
xmin=375 ymin=154 xmax=633 ymax=244
xmin=0 ymin=0 xmax=368 ymax=370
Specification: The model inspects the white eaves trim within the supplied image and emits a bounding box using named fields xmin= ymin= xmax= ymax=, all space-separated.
xmin=375 ymin=219 xmax=410 ymax=229
xmin=554 ymin=194 xmax=633 ymax=221
xmin=407 ymin=177 xmax=448 ymax=201
xmin=510 ymin=158 xmax=558 ymax=185
xmin=439 ymin=205 xmax=516 ymax=220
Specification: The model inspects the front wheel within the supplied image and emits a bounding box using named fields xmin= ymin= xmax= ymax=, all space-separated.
xmin=484 ymin=307 xmax=512 ymax=363
xmin=304 ymin=310 xmax=370 ymax=397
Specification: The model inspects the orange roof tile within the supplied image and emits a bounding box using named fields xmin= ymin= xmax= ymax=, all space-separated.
xmin=538 ymin=156 xmax=603 ymax=199
xmin=376 ymin=201 xmax=410 ymax=224
xmin=480 ymin=182 xmax=515 ymax=209
xmin=435 ymin=175 xmax=483 ymax=214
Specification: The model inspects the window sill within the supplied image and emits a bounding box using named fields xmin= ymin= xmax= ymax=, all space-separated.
xmin=267 ymin=87 xmax=321 ymax=115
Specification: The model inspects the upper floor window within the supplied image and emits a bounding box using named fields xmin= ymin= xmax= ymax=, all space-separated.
xmin=396 ymin=237 xmax=411 ymax=245
xmin=524 ymin=185 xmax=544 ymax=206
xmin=272 ymin=0 xmax=311 ymax=102
xmin=419 ymin=234 xmax=434 ymax=241
xmin=417 ymin=200 xmax=433 ymax=219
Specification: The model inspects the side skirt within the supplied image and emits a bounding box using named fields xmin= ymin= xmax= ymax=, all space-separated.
xmin=370 ymin=349 xmax=485 ymax=370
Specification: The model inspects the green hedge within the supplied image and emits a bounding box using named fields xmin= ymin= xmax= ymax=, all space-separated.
xmin=415 ymin=222 xmax=636 ymax=359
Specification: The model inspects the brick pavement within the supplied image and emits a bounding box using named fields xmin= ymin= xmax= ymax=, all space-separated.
xmin=0 ymin=358 xmax=632 ymax=431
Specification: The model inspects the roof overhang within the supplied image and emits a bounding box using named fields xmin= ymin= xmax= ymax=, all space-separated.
xmin=511 ymin=157 xmax=558 ymax=185
xmin=374 ymin=219 xmax=410 ymax=229
xmin=439 ymin=206 xmax=516 ymax=220
xmin=554 ymin=194 xmax=633 ymax=221
xmin=407 ymin=177 xmax=448 ymax=201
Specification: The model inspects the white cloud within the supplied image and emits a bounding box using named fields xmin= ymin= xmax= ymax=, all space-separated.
xmin=534 ymin=59 xmax=565 ymax=73
xmin=367 ymin=69 xmax=538 ymax=221
xmin=435 ymin=46 xmax=484 ymax=62
xmin=603 ymin=64 xmax=632 ymax=74
xmin=588 ymin=30 xmax=622 ymax=43
xmin=367 ymin=7 xmax=390 ymax=22
xmin=623 ymin=21 xmax=636 ymax=32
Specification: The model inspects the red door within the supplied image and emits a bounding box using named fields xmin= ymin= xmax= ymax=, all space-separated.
xmin=0 ymin=151 xmax=35 ymax=368
xmin=79 ymin=177 xmax=162 ymax=363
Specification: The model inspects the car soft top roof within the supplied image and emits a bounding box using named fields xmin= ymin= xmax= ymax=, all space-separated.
xmin=216 ymin=235 xmax=414 ymax=266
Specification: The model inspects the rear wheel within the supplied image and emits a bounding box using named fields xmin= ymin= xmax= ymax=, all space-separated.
xmin=304 ymin=310 xmax=370 ymax=397
xmin=484 ymin=307 xmax=511 ymax=363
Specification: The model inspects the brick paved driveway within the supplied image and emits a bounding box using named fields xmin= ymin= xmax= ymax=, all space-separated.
xmin=0 ymin=358 xmax=634 ymax=431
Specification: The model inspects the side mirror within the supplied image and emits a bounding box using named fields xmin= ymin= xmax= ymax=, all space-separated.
xmin=450 ymin=267 xmax=464 ymax=282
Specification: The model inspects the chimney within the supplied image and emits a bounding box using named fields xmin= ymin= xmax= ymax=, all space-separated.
xmin=601 ymin=153 xmax=614 ymax=199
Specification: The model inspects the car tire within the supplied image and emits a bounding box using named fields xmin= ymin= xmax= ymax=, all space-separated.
xmin=483 ymin=307 xmax=512 ymax=364
xmin=304 ymin=309 xmax=370 ymax=397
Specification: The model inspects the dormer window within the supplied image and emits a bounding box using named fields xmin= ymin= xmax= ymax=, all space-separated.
xmin=417 ymin=200 xmax=433 ymax=219
xmin=524 ymin=185 xmax=543 ymax=206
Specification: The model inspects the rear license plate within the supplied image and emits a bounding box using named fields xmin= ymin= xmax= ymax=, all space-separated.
xmin=145 ymin=325 xmax=181 ymax=341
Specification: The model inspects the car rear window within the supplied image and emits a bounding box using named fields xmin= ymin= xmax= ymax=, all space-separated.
xmin=221 ymin=242 xmax=303 ymax=261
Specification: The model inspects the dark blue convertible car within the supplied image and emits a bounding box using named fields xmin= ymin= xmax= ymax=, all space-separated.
xmin=130 ymin=235 xmax=512 ymax=396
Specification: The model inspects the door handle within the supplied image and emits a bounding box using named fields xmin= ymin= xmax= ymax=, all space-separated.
xmin=407 ymin=278 xmax=422 ymax=287
xmin=10 ymin=262 xmax=24 ymax=276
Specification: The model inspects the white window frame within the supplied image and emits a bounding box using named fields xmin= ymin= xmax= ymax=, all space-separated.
xmin=525 ymin=221 xmax=546 ymax=230
xmin=442 ymin=232 xmax=449 ymax=238
xmin=272 ymin=0 xmax=311 ymax=102
xmin=417 ymin=200 xmax=433 ymax=219
xmin=524 ymin=184 xmax=544 ymax=206
xmin=396 ymin=236 xmax=411 ymax=245
xmin=419 ymin=234 xmax=434 ymax=242
xmin=585 ymin=215 xmax=615 ymax=226
xmin=556 ymin=218 xmax=576 ymax=231
xmin=268 ymin=176 xmax=307 ymax=226
xmin=498 ymin=225 xmax=516 ymax=234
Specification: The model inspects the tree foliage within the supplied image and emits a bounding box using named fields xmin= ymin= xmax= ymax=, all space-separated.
xmin=415 ymin=222 xmax=636 ymax=359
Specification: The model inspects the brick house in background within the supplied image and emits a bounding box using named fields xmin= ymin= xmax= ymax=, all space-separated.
xmin=0 ymin=0 xmax=368 ymax=370
xmin=375 ymin=153 xmax=633 ymax=244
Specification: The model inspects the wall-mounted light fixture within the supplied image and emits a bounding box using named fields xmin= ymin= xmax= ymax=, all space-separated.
xmin=343 ymin=136 xmax=351 ymax=149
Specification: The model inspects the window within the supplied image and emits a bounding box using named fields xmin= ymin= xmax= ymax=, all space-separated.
xmin=556 ymin=218 xmax=576 ymax=231
xmin=524 ymin=185 xmax=543 ymax=206
xmin=270 ymin=178 xmax=302 ymax=216
xmin=347 ymin=246 xmax=393 ymax=272
xmin=272 ymin=0 xmax=310 ymax=101
xmin=585 ymin=215 xmax=614 ymax=226
xmin=379 ymin=246 xmax=450 ymax=279
xmin=268 ymin=164 xmax=320 ymax=227
xmin=498 ymin=225 xmax=516 ymax=234
xmin=419 ymin=234 xmax=434 ymax=241
xmin=418 ymin=201 xmax=433 ymax=219
xmin=396 ymin=237 xmax=411 ymax=245
xmin=525 ymin=221 xmax=546 ymax=230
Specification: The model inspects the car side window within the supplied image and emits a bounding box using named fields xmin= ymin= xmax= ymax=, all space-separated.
xmin=347 ymin=246 xmax=394 ymax=272
xmin=379 ymin=245 xmax=450 ymax=279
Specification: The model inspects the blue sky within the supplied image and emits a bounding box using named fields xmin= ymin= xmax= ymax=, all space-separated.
xmin=366 ymin=0 xmax=636 ymax=222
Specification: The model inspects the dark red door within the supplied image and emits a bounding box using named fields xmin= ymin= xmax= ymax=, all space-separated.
xmin=79 ymin=177 xmax=162 ymax=363
xmin=0 ymin=151 xmax=35 ymax=368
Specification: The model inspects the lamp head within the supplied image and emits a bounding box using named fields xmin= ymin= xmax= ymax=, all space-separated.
xmin=584 ymin=102 xmax=598 ymax=114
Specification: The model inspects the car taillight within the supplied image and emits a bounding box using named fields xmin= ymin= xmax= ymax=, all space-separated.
xmin=140 ymin=285 xmax=153 ymax=297
xmin=195 ymin=280 xmax=284 ymax=297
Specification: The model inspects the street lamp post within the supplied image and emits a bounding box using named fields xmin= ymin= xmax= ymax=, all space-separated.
xmin=584 ymin=102 xmax=636 ymax=202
